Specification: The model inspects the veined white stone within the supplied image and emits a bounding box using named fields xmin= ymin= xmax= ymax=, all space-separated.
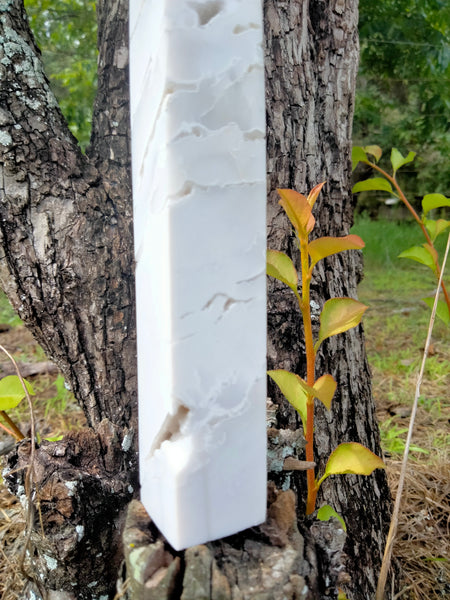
xmin=129 ymin=0 xmax=267 ymax=551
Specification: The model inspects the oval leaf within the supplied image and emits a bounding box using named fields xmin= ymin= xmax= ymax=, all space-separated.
xmin=352 ymin=178 xmax=393 ymax=195
xmin=308 ymin=234 xmax=365 ymax=268
xmin=315 ymin=298 xmax=368 ymax=351
xmin=363 ymin=145 xmax=382 ymax=162
xmin=0 ymin=375 xmax=35 ymax=411
xmin=285 ymin=373 xmax=336 ymax=410
xmin=390 ymin=148 xmax=416 ymax=173
xmin=267 ymin=370 xmax=308 ymax=432
xmin=398 ymin=245 xmax=437 ymax=274
xmin=267 ymin=250 xmax=298 ymax=294
xmin=352 ymin=146 xmax=369 ymax=171
xmin=422 ymin=298 xmax=450 ymax=325
xmin=313 ymin=374 xmax=337 ymax=410
xmin=317 ymin=504 xmax=347 ymax=532
xmin=324 ymin=442 xmax=385 ymax=479
xmin=422 ymin=193 xmax=450 ymax=215
xmin=424 ymin=218 xmax=450 ymax=242
xmin=278 ymin=189 xmax=315 ymax=236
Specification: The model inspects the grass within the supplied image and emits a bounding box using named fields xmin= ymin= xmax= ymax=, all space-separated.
xmin=352 ymin=216 xmax=449 ymax=600
xmin=0 ymin=291 xmax=22 ymax=328
xmin=352 ymin=216 xmax=449 ymax=454
xmin=0 ymin=218 xmax=448 ymax=599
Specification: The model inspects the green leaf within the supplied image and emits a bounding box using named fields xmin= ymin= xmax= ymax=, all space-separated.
xmin=45 ymin=434 xmax=64 ymax=442
xmin=315 ymin=298 xmax=368 ymax=352
xmin=352 ymin=178 xmax=393 ymax=195
xmin=0 ymin=375 xmax=35 ymax=411
xmin=278 ymin=189 xmax=315 ymax=236
xmin=390 ymin=148 xmax=416 ymax=174
xmin=267 ymin=250 xmax=298 ymax=294
xmin=398 ymin=245 xmax=437 ymax=274
xmin=267 ymin=370 xmax=308 ymax=432
xmin=363 ymin=145 xmax=382 ymax=162
xmin=317 ymin=504 xmax=347 ymax=532
xmin=422 ymin=298 xmax=450 ymax=325
xmin=308 ymin=234 xmax=365 ymax=268
xmin=351 ymin=146 xmax=369 ymax=171
xmin=422 ymin=194 xmax=450 ymax=215
xmin=289 ymin=373 xmax=336 ymax=410
xmin=424 ymin=218 xmax=450 ymax=242
xmin=313 ymin=374 xmax=337 ymax=410
xmin=320 ymin=442 xmax=385 ymax=485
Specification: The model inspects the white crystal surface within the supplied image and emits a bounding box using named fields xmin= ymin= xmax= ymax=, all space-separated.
xmin=129 ymin=0 xmax=267 ymax=551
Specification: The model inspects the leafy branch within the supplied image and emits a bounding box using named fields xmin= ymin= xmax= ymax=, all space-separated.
xmin=267 ymin=184 xmax=385 ymax=515
xmin=352 ymin=146 xmax=450 ymax=324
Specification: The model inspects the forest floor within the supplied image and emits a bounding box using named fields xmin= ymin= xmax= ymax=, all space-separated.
xmin=0 ymin=219 xmax=449 ymax=599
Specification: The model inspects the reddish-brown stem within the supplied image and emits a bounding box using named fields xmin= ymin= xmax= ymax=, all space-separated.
xmin=368 ymin=161 xmax=450 ymax=312
xmin=0 ymin=410 xmax=25 ymax=441
xmin=299 ymin=236 xmax=319 ymax=515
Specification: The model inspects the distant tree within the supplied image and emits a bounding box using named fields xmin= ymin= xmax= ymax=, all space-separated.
xmin=354 ymin=0 xmax=450 ymax=201
xmin=24 ymin=0 xmax=97 ymax=149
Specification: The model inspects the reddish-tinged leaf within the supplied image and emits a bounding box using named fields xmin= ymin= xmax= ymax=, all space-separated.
xmin=267 ymin=370 xmax=308 ymax=432
xmin=315 ymin=298 xmax=368 ymax=351
xmin=267 ymin=250 xmax=298 ymax=294
xmin=306 ymin=182 xmax=326 ymax=208
xmin=277 ymin=189 xmax=315 ymax=236
xmin=308 ymin=235 xmax=365 ymax=268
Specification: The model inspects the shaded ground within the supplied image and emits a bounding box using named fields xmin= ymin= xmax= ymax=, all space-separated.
xmin=0 ymin=281 xmax=448 ymax=599
xmin=358 ymin=269 xmax=449 ymax=600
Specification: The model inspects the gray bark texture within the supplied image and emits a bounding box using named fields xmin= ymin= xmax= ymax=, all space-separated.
xmin=0 ymin=0 xmax=394 ymax=599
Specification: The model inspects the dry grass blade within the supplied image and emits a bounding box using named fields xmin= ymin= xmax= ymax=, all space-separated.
xmin=387 ymin=460 xmax=449 ymax=600
xmin=0 ymin=344 xmax=38 ymax=596
xmin=376 ymin=232 xmax=450 ymax=600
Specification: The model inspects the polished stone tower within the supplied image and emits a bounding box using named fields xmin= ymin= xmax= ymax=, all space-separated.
xmin=129 ymin=0 xmax=267 ymax=550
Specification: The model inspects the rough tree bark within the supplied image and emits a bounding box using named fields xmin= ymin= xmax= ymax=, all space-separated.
xmin=264 ymin=2 xmax=394 ymax=598
xmin=0 ymin=1 xmax=394 ymax=599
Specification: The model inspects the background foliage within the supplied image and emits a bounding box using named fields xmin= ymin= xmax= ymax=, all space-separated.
xmin=23 ymin=0 xmax=449 ymax=203
xmin=355 ymin=0 xmax=450 ymax=208
xmin=24 ymin=0 xmax=97 ymax=150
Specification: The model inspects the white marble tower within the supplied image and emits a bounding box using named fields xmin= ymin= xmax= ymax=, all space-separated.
xmin=129 ymin=0 xmax=267 ymax=550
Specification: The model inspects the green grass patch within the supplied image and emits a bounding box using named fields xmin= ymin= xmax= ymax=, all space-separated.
xmin=351 ymin=215 xmax=448 ymax=270
xmin=0 ymin=291 xmax=22 ymax=327
xmin=352 ymin=217 xmax=449 ymax=460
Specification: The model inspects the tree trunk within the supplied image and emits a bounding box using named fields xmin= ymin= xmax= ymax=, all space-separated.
xmin=0 ymin=1 xmax=394 ymax=599
xmin=0 ymin=0 xmax=137 ymax=597
xmin=264 ymin=2 xmax=393 ymax=598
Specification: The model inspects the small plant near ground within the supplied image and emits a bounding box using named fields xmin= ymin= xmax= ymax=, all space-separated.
xmin=0 ymin=374 xmax=34 ymax=441
xmin=352 ymin=146 xmax=450 ymax=324
xmin=0 ymin=344 xmax=35 ymax=442
xmin=267 ymin=183 xmax=385 ymax=515
xmin=380 ymin=418 xmax=429 ymax=457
